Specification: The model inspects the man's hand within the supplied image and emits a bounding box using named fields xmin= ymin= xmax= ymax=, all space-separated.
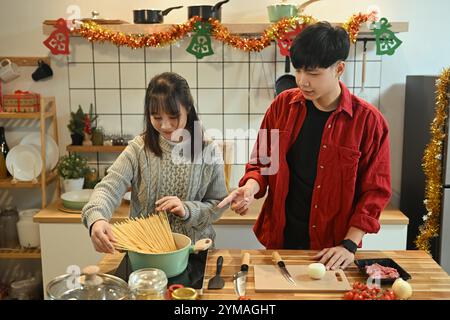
xmin=313 ymin=246 xmax=355 ymax=270
xmin=217 ymin=179 xmax=260 ymax=215
xmin=91 ymin=219 xmax=116 ymax=254
xmin=156 ymin=196 xmax=186 ymax=218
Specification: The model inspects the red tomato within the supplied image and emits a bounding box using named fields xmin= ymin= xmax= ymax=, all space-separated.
xmin=344 ymin=291 xmax=354 ymax=300
xmin=354 ymin=294 xmax=364 ymax=300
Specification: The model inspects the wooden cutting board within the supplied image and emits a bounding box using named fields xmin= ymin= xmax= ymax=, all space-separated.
xmin=254 ymin=265 xmax=352 ymax=292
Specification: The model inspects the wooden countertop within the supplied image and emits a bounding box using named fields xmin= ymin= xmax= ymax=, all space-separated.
xmin=97 ymin=249 xmax=450 ymax=300
xmin=34 ymin=198 xmax=409 ymax=225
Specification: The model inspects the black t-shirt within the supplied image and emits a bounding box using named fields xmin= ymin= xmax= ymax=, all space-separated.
xmin=284 ymin=99 xmax=332 ymax=249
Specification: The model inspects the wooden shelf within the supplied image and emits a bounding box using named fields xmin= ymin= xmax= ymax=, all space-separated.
xmin=0 ymin=170 xmax=58 ymax=189
xmin=0 ymin=97 xmax=56 ymax=119
xmin=67 ymin=145 xmax=126 ymax=153
xmin=43 ymin=22 xmax=409 ymax=37
xmin=0 ymin=248 xmax=41 ymax=259
xmin=0 ymin=56 xmax=50 ymax=67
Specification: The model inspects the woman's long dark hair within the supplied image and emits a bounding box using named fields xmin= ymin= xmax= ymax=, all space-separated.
xmin=144 ymin=72 xmax=204 ymax=159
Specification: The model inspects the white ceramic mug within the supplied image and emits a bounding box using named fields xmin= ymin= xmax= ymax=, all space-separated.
xmin=0 ymin=59 xmax=20 ymax=82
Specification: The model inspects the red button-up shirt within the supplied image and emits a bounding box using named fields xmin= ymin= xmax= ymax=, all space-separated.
xmin=239 ymin=82 xmax=391 ymax=250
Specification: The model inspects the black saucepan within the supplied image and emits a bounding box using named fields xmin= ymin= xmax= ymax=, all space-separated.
xmin=134 ymin=6 xmax=183 ymax=24
xmin=188 ymin=0 xmax=230 ymax=21
xmin=275 ymin=56 xmax=297 ymax=96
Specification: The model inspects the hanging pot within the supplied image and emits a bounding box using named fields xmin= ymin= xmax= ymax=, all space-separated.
xmin=275 ymin=56 xmax=297 ymax=96
xmin=133 ymin=6 xmax=183 ymax=24
xmin=188 ymin=0 xmax=230 ymax=22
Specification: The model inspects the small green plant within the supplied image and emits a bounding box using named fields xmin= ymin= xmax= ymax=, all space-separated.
xmin=68 ymin=105 xmax=85 ymax=136
xmin=57 ymin=153 xmax=90 ymax=179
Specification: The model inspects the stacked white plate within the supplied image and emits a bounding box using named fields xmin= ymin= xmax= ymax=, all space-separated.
xmin=19 ymin=133 xmax=59 ymax=171
xmin=6 ymin=145 xmax=43 ymax=181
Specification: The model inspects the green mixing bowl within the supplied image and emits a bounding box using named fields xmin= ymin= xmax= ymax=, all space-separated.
xmin=267 ymin=4 xmax=298 ymax=22
xmin=127 ymin=233 xmax=212 ymax=278
xmin=61 ymin=189 xmax=94 ymax=210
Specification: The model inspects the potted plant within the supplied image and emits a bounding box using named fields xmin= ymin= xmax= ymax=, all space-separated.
xmin=68 ymin=105 xmax=85 ymax=145
xmin=57 ymin=153 xmax=90 ymax=192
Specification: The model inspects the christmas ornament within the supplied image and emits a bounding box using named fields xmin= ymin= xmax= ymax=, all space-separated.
xmin=186 ymin=21 xmax=214 ymax=59
xmin=43 ymin=18 xmax=70 ymax=55
xmin=372 ymin=18 xmax=402 ymax=56
xmin=277 ymin=25 xmax=305 ymax=57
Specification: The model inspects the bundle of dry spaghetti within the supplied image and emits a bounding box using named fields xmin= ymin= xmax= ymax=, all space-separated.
xmin=111 ymin=212 xmax=177 ymax=253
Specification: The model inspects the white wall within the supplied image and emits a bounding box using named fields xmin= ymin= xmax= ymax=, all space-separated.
xmin=1 ymin=0 xmax=450 ymax=209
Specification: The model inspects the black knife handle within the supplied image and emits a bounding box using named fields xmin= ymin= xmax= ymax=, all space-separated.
xmin=277 ymin=261 xmax=286 ymax=268
xmin=216 ymin=256 xmax=223 ymax=275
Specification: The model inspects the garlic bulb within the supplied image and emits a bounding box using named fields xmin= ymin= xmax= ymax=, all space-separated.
xmin=308 ymin=263 xmax=326 ymax=280
xmin=392 ymin=278 xmax=413 ymax=299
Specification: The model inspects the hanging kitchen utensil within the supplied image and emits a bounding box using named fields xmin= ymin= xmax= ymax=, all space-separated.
xmin=207 ymin=256 xmax=225 ymax=289
xmin=188 ymin=0 xmax=230 ymax=22
xmin=358 ymin=39 xmax=369 ymax=100
xmin=275 ymin=56 xmax=297 ymax=96
xmin=133 ymin=6 xmax=183 ymax=24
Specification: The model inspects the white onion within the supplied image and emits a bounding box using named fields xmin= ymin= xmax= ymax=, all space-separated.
xmin=392 ymin=278 xmax=413 ymax=299
xmin=308 ymin=263 xmax=326 ymax=280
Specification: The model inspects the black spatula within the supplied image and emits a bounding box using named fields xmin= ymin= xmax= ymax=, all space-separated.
xmin=207 ymin=256 xmax=225 ymax=289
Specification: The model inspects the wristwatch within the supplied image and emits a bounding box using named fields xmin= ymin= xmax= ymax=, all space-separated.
xmin=341 ymin=239 xmax=358 ymax=254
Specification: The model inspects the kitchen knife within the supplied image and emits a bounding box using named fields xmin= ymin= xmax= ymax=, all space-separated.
xmin=233 ymin=252 xmax=250 ymax=298
xmin=272 ymin=251 xmax=297 ymax=286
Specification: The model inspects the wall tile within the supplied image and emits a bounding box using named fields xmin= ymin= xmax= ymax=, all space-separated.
xmin=172 ymin=63 xmax=197 ymax=88
xmin=172 ymin=38 xmax=196 ymax=62
xmin=122 ymin=114 xmax=145 ymax=137
xmin=250 ymin=88 xmax=273 ymax=114
xmin=93 ymin=43 xmax=119 ymax=62
xmin=355 ymin=40 xmax=381 ymax=61
xmin=68 ymin=37 xmax=92 ymax=63
xmin=120 ymin=63 xmax=146 ymax=88
xmin=250 ymin=62 xmax=276 ymax=88
xmin=198 ymin=40 xmax=223 ymax=63
xmin=197 ymin=89 xmax=223 ymax=114
xmin=224 ymin=89 xmax=248 ymax=114
xmin=146 ymin=63 xmax=171 ymax=84
xmin=95 ymin=64 xmax=120 ymax=88
xmin=146 ymin=46 xmax=171 ymax=62
xmin=69 ymin=63 xmax=94 ymax=88
xmin=224 ymin=63 xmax=249 ymax=88
xmin=249 ymin=114 xmax=265 ymax=140
xmin=198 ymin=63 xmax=222 ymax=88
xmin=120 ymin=47 xmax=145 ymax=63
xmin=224 ymin=45 xmax=249 ymax=62
xmin=95 ymin=89 xmax=120 ymax=114
xmin=229 ymin=164 xmax=246 ymax=188
xmin=121 ymin=89 xmax=146 ymax=114
xmin=96 ymin=115 xmax=122 ymax=136
xmin=70 ymin=89 xmax=94 ymax=111
xmin=199 ymin=114 xmax=223 ymax=140
xmin=341 ymin=61 xmax=355 ymax=88
xmin=354 ymin=61 xmax=381 ymax=87
xmin=224 ymin=114 xmax=249 ymax=140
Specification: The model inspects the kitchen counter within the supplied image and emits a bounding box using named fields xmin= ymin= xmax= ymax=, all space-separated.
xmin=33 ymin=198 xmax=408 ymax=225
xmin=97 ymin=249 xmax=450 ymax=300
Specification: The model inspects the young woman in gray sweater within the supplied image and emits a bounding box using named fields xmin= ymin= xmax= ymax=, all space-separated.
xmin=82 ymin=72 xmax=228 ymax=254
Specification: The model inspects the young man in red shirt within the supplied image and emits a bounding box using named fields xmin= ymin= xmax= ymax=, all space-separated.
xmin=218 ymin=22 xmax=391 ymax=270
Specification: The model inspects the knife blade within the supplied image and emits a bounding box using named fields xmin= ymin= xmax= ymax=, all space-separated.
xmin=272 ymin=251 xmax=297 ymax=285
xmin=233 ymin=252 xmax=250 ymax=297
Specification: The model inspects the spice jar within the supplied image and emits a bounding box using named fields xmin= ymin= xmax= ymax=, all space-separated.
xmin=128 ymin=268 xmax=168 ymax=300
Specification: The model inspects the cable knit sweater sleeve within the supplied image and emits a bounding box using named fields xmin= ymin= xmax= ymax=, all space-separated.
xmin=182 ymin=143 xmax=228 ymax=231
xmin=81 ymin=140 xmax=138 ymax=231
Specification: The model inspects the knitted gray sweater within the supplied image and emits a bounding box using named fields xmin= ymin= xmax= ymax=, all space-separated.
xmin=81 ymin=135 xmax=228 ymax=243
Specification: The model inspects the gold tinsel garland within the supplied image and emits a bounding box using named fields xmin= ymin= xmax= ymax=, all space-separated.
xmin=415 ymin=68 xmax=450 ymax=253
xmin=74 ymin=13 xmax=375 ymax=51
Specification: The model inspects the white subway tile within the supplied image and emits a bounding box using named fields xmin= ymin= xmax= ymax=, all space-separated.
xmin=70 ymin=89 xmax=94 ymax=111
xmin=197 ymin=89 xmax=223 ymax=114
xmin=120 ymin=63 xmax=146 ymax=88
xmin=341 ymin=61 xmax=355 ymax=88
xmin=250 ymin=62 xmax=275 ymax=88
xmin=354 ymin=61 xmax=381 ymax=87
xmin=145 ymin=63 xmax=171 ymax=84
xmin=94 ymin=43 xmax=119 ymax=62
xmin=172 ymin=38 xmax=197 ymax=62
xmin=198 ymin=63 xmax=223 ymax=88
xmin=172 ymin=63 xmax=197 ymax=88
xmin=224 ymin=45 xmax=249 ymax=62
xmin=121 ymin=89 xmax=146 ymax=114
xmin=250 ymin=88 xmax=273 ymax=114
xmin=95 ymin=89 xmax=120 ymax=114
xmin=146 ymin=46 xmax=171 ymax=62
xmin=224 ymin=114 xmax=249 ymax=140
xmin=69 ymin=63 xmax=94 ymax=88
xmin=121 ymin=114 xmax=145 ymax=137
xmin=224 ymin=63 xmax=249 ymax=88
xmin=120 ymin=47 xmax=145 ymax=63
xmin=68 ymin=37 xmax=92 ymax=62
xmin=199 ymin=114 xmax=223 ymax=140
xmin=224 ymin=89 xmax=248 ymax=114
xmin=95 ymin=64 xmax=120 ymax=88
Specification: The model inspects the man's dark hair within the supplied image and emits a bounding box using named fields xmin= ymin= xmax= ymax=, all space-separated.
xmin=290 ymin=21 xmax=350 ymax=70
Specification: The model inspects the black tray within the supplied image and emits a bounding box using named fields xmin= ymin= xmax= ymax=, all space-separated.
xmin=354 ymin=258 xmax=412 ymax=285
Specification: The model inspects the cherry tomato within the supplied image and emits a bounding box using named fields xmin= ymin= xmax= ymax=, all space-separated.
xmin=354 ymin=293 xmax=364 ymax=300
xmin=344 ymin=291 xmax=354 ymax=300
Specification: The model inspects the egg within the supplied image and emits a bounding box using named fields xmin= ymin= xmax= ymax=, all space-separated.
xmin=308 ymin=263 xmax=326 ymax=280
xmin=392 ymin=278 xmax=413 ymax=299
